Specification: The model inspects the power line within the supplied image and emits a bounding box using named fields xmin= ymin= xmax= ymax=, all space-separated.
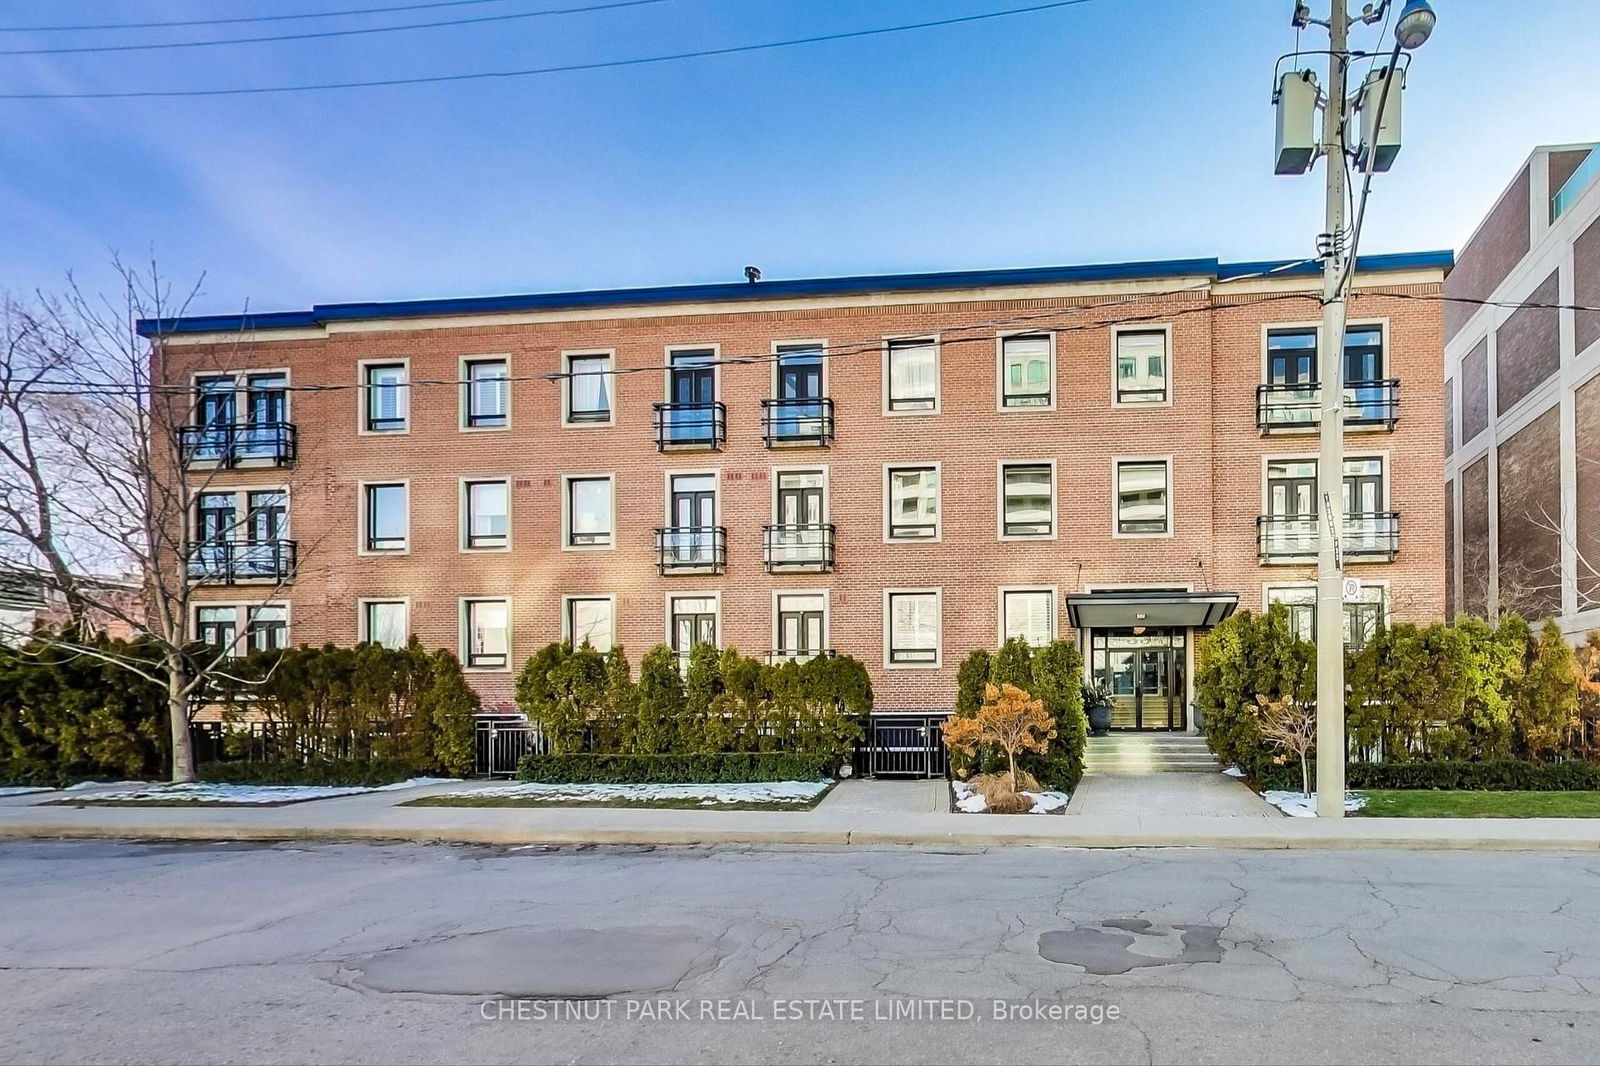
xmin=0 ymin=0 xmax=676 ymax=57
xmin=0 ymin=0 xmax=1101 ymax=100
xmin=0 ymin=0 xmax=520 ymax=33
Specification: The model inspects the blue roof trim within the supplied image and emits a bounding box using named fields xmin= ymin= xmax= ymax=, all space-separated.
xmin=136 ymin=250 xmax=1454 ymax=337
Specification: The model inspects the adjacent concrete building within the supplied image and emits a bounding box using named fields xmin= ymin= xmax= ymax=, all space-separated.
xmin=1444 ymin=143 xmax=1600 ymax=637
xmin=141 ymin=250 xmax=1449 ymax=730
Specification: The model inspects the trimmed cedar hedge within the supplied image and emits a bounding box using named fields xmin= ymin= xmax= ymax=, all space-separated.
xmin=1261 ymin=759 xmax=1600 ymax=793
xmin=196 ymin=758 xmax=421 ymax=787
xmin=517 ymin=752 xmax=836 ymax=784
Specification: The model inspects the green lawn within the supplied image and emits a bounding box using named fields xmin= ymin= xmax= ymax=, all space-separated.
xmin=1359 ymin=790 xmax=1600 ymax=818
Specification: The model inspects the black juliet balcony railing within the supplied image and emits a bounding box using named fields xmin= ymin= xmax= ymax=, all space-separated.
xmin=1255 ymin=380 xmax=1400 ymax=433
xmin=761 ymin=523 xmax=835 ymax=572
xmin=1256 ymin=512 xmax=1400 ymax=562
xmin=185 ymin=538 xmax=299 ymax=582
xmin=764 ymin=648 xmax=837 ymax=665
xmin=652 ymin=402 xmax=727 ymax=451
xmin=177 ymin=422 xmax=297 ymax=467
xmin=654 ymin=526 xmax=727 ymax=574
xmin=760 ymin=397 xmax=835 ymax=447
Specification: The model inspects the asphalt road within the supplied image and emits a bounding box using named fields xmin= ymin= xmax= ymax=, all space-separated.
xmin=2 ymin=840 xmax=1598 ymax=1065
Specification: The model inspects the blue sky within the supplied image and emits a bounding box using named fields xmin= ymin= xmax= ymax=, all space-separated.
xmin=1 ymin=0 xmax=1596 ymax=316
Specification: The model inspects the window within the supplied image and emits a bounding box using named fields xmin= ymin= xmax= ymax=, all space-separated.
xmin=464 ymin=480 xmax=509 ymax=549
xmin=1265 ymin=324 xmax=1386 ymax=385
xmin=1115 ymin=330 xmax=1168 ymax=404
xmin=886 ymin=338 xmax=938 ymax=412
xmin=775 ymin=593 xmax=826 ymax=660
xmin=364 ymin=483 xmax=408 ymax=552
xmin=566 ymin=597 xmax=614 ymax=652
xmin=566 ymin=476 xmax=613 ymax=547
xmin=464 ymin=598 xmax=509 ymax=669
xmin=669 ymin=595 xmax=718 ymax=663
xmin=1001 ymin=590 xmax=1054 ymax=646
xmin=363 ymin=600 xmax=408 ymax=650
xmin=1000 ymin=334 xmax=1052 ymax=408
xmin=464 ymin=358 xmax=508 ymax=428
xmin=364 ymin=362 xmax=408 ymax=432
xmin=196 ymin=606 xmax=237 ymax=654
xmin=567 ymin=353 xmax=612 ymax=423
xmin=1115 ymin=461 xmax=1170 ymax=535
xmin=1267 ymin=585 xmax=1387 ymax=650
xmin=887 ymin=590 xmax=940 ymax=665
xmin=1267 ymin=586 xmax=1317 ymax=642
xmin=194 ymin=491 xmax=237 ymax=550
xmin=246 ymin=606 xmax=288 ymax=653
xmin=887 ymin=465 xmax=939 ymax=539
xmin=1001 ymin=463 xmax=1054 ymax=537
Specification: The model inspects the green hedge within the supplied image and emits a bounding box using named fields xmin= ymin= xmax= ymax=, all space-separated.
xmin=516 ymin=752 xmax=836 ymax=784
xmin=195 ymin=758 xmax=422 ymax=787
xmin=0 ymin=760 xmax=108 ymax=789
xmin=1260 ymin=759 xmax=1600 ymax=793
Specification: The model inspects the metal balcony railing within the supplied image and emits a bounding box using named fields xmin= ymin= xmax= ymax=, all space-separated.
xmin=764 ymin=648 xmax=837 ymax=665
xmin=1255 ymin=380 xmax=1400 ymax=432
xmin=1256 ymin=512 xmax=1400 ymax=562
xmin=653 ymin=525 xmax=727 ymax=574
xmin=177 ymin=422 xmax=297 ymax=467
xmin=652 ymin=401 xmax=727 ymax=450
xmin=185 ymin=538 xmax=299 ymax=582
xmin=760 ymin=397 xmax=834 ymax=446
xmin=761 ymin=523 xmax=835 ymax=572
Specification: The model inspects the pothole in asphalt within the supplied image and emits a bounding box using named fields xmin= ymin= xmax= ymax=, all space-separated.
xmin=347 ymin=926 xmax=710 ymax=997
xmin=1038 ymin=918 xmax=1224 ymax=975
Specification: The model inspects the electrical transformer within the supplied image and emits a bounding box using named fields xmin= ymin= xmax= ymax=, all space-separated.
xmin=1274 ymin=70 xmax=1319 ymax=175
xmin=1356 ymin=65 xmax=1404 ymax=173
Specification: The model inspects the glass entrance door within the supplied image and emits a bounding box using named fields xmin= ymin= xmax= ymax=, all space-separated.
xmin=1092 ymin=629 xmax=1187 ymax=730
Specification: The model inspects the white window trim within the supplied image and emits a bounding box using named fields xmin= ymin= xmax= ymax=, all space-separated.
xmin=882 ymin=461 xmax=942 ymax=544
xmin=663 ymin=343 xmax=722 ymax=403
xmin=1110 ymin=324 xmax=1174 ymax=409
xmin=881 ymin=334 xmax=941 ymax=416
xmin=459 ymin=476 xmax=513 ymax=554
xmin=188 ymin=484 xmax=292 ymax=536
xmin=186 ymin=367 xmax=294 ymax=459
xmin=358 ymin=596 xmax=411 ymax=648
xmin=1259 ymin=451 xmax=1392 ymax=512
xmin=771 ymin=338 xmax=829 ymax=399
xmin=997 ymin=586 xmax=1058 ymax=647
xmin=883 ymin=587 xmax=942 ymax=670
xmin=663 ymin=468 xmax=720 ymax=524
xmin=561 ymin=594 xmax=617 ymax=651
xmin=562 ymin=473 xmax=616 ymax=551
xmin=1258 ymin=318 xmax=1390 ymax=384
xmin=561 ymin=348 xmax=617 ymax=428
xmin=995 ymin=331 xmax=1057 ymax=413
xmin=770 ymin=463 xmax=830 ymax=522
xmin=1262 ymin=580 xmax=1390 ymax=628
xmin=460 ymin=595 xmax=513 ymax=673
xmin=995 ymin=459 xmax=1058 ymax=541
xmin=771 ymin=588 xmax=831 ymax=659
xmin=356 ymin=357 xmax=411 ymax=436
xmin=357 ymin=479 xmax=410 ymax=556
xmin=193 ymin=600 xmax=291 ymax=658
xmin=459 ymin=353 xmax=512 ymax=433
xmin=664 ymin=590 xmax=721 ymax=653
xmin=1111 ymin=456 xmax=1174 ymax=539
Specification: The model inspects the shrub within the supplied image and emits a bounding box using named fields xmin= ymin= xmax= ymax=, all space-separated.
xmin=1194 ymin=606 xmax=1311 ymax=777
xmin=423 ymin=650 xmax=478 ymax=776
xmin=632 ymin=644 xmax=686 ymax=754
xmin=1514 ymin=621 xmax=1579 ymax=762
xmin=954 ymin=649 xmax=992 ymax=717
xmin=516 ymin=752 xmax=835 ymax=784
xmin=196 ymin=758 xmax=420 ymax=787
xmin=1260 ymin=758 xmax=1600 ymax=793
xmin=941 ymin=683 xmax=1056 ymax=795
xmin=1026 ymin=639 xmax=1088 ymax=791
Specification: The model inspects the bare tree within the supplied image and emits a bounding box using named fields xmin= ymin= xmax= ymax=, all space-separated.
xmin=1256 ymin=693 xmax=1316 ymax=797
xmin=0 ymin=259 xmax=315 ymax=781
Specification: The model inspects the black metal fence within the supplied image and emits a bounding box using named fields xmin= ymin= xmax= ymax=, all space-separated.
xmin=850 ymin=714 xmax=949 ymax=779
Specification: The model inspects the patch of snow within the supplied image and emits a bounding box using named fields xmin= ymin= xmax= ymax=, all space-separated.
xmin=63 ymin=780 xmax=152 ymax=792
xmin=1023 ymin=791 xmax=1070 ymax=814
xmin=1263 ymin=790 xmax=1367 ymax=817
xmin=55 ymin=777 xmax=454 ymax=805
xmin=437 ymin=780 xmax=831 ymax=806
xmin=1221 ymin=765 xmax=1246 ymax=778
xmin=376 ymin=777 xmax=461 ymax=791
xmin=952 ymin=780 xmax=1070 ymax=814
xmin=0 ymin=786 xmax=51 ymax=797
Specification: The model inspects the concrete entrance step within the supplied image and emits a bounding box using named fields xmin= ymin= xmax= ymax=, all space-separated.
xmin=1084 ymin=734 xmax=1218 ymax=775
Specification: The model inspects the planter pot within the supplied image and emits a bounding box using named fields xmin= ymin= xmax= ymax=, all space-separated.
xmin=1088 ymin=703 xmax=1113 ymax=736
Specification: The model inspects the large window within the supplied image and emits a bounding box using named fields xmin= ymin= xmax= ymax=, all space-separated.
xmin=364 ymin=483 xmax=408 ymax=552
xmin=1115 ymin=460 xmax=1170 ymax=535
xmin=246 ymin=606 xmax=288 ymax=653
xmin=464 ymin=598 xmax=509 ymax=669
xmin=464 ymin=480 xmax=509 ymax=550
xmin=363 ymin=600 xmax=408 ymax=650
xmin=566 ymin=476 xmax=613 ymax=547
xmin=1000 ymin=334 xmax=1052 ymax=408
xmin=566 ymin=597 xmax=614 ymax=652
xmin=669 ymin=595 xmax=718 ymax=663
xmin=1001 ymin=590 xmax=1054 ymax=646
xmin=775 ymin=593 xmax=826 ymax=660
xmin=887 ymin=465 xmax=939 ymax=539
xmin=566 ymin=353 xmax=613 ymax=423
xmin=196 ymin=606 xmax=237 ymax=654
xmin=1115 ymin=330 xmax=1168 ymax=404
xmin=1267 ymin=585 xmax=1387 ymax=650
xmin=887 ymin=590 xmax=940 ymax=665
xmin=464 ymin=358 xmax=508 ymax=428
xmin=363 ymin=362 xmax=408 ymax=432
xmin=1001 ymin=463 xmax=1054 ymax=537
xmin=886 ymin=338 xmax=938 ymax=412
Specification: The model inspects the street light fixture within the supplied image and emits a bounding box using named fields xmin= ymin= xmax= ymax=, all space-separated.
xmin=1394 ymin=0 xmax=1437 ymax=49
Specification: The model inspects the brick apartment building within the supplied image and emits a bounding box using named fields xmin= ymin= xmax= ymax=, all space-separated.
xmin=1444 ymin=142 xmax=1600 ymax=638
xmin=142 ymin=250 xmax=1449 ymax=731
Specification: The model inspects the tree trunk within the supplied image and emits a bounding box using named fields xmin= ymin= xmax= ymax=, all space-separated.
xmin=1007 ymin=750 xmax=1018 ymax=794
xmin=166 ymin=656 xmax=196 ymax=783
xmin=1300 ymin=753 xmax=1310 ymax=799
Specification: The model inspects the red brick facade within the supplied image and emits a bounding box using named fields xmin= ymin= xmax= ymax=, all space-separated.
xmin=154 ymin=259 xmax=1448 ymax=713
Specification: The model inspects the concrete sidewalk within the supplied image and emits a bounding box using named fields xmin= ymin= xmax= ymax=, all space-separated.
xmin=3 ymin=778 xmax=1600 ymax=851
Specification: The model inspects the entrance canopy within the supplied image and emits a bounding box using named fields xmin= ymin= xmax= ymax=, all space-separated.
xmin=1065 ymin=590 xmax=1239 ymax=630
